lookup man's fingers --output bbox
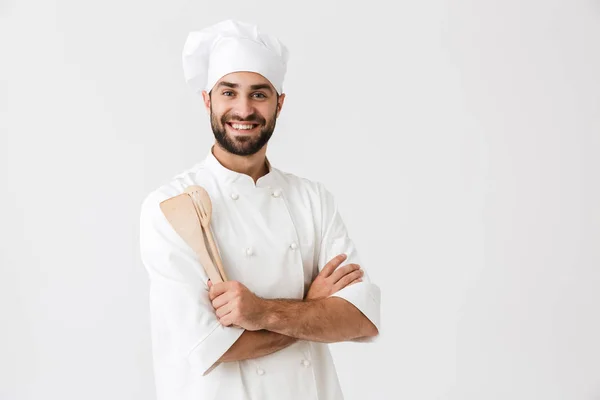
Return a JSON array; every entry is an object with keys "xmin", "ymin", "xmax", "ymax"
[
  {"xmin": 212, "ymin": 291, "xmax": 236, "ymax": 309},
  {"xmin": 208, "ymin": 281, "xmax": 236, "ymax": 301},
  {"xmin": 320, "ymin": 254, "xmax": 347, "ymax": 278},
  {"xmin": 330, "ymin": 263, "xmax": 361, "ymax": 283},
  {"xmin": 219, "ymin": 313, "xmax": 235, "ymax": 327},
  {"xmin": 216, "ymin": 302, "xmax": 234, "ymax": 319},
  {"xmin": 347, "ymin": 277, "xmax": 363, "ymax": 287},
  {"xmin": 333, "ymin": 269, "xmax": 364, "ymax": 291}
]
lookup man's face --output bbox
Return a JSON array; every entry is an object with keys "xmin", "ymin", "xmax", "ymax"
[{"xmin": 202, "ymin": 72, "xmax": 285, "ymax": 156}]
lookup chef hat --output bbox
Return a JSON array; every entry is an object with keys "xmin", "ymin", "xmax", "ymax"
[{"xmin": 182, "ymin": 19, "xmax": 289, "ymax": 95}]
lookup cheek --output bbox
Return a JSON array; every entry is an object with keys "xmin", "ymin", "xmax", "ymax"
[
  {"xmin": 209, "ymin": 101, "xmax": 227, "ymax": 117},
  {"xmin": 258, "ymin": 104, "xmax": 277, "ymax": 120},
  {"xmin": 212, "ymin": 109, "xmax": 228, "ymax": 123}
]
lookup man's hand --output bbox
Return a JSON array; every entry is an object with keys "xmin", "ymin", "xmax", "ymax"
[
  {"xmin": 208, "ymin": 280, "xmax": 266, "ymax": 331},
  {"xmin": 305, "ymin": 254, "xmax": 363, "ymax": 301}
]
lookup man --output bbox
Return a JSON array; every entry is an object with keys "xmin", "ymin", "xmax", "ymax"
[{"xmin": 139, "ymin": 19, "xmax": 381, "ymax": 400}]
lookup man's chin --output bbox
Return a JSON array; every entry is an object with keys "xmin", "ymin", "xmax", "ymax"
[
  {"xmin": 217, "ymin": 137, "xmax": 262, "ymax": 156},
  {"xmin": 212, "ymin": 123, "xmax": 274, "ymax": 156},
  {"xmin": 227, "ymin": 132, "xmax": 255, "ymax": 145}
]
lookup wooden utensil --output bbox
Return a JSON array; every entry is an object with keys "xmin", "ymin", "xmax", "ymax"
[
  {"xmin": 159, "ymin": 191, "xmax": 224, "ymax": 284},
  {"xmin": 184, "ymin": 185, "xmax": 228, "ymax": 281}
]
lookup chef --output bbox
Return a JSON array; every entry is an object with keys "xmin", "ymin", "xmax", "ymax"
[{"xmin": 139, "ymin": 19, "xmax": 381, "ymax": 400}]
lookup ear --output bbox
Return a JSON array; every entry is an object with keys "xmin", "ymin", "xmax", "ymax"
[
  {"xmin": 276, "ymin": 93, "xmax": 286, "ymax": 118},
  {"xmin": 201, "ymin": 90, "xmax": 211, "ymax": 113}
]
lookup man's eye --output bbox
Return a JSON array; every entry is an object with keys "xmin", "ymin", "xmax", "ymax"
[
  {"xmin": 252, "ymin": 93, "xmax": 266, "ymax": 99},
  {"xmin": 222, "ymin": 91, "xmax": 234, "ymax": 96}
]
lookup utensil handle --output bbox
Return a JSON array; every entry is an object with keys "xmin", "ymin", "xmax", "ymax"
[
  {"xmin": 205, "ymin": 226, "xmax": 228, "ymax": 281},
  {"xmin": 196, "ymin": 233, "xmax": 224, "ymax": 284}
]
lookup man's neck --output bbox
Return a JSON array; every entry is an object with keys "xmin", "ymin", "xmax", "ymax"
[{"xmin": 212, "ymin": 143, "xmax": 270, "ymax": 184}]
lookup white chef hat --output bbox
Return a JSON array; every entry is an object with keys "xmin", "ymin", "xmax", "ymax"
[{"xmin": 182, "ymin": 20, "xmax": 289, "ymax": 95}]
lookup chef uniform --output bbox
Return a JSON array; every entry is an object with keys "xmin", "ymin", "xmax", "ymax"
[{"xmin": 139, "ymin": 20, "xmax": 381, "ymax": 400}]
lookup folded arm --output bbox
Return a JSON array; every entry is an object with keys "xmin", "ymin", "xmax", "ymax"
[
  {"xmin": 217, "ymin": 330, "xmax": 297, "ymax": 363},
  {"xmin": 209, "ymin": 255, "xmax": 379, "ymax": 344},
  {"xmin": 261, "ymin": 296, "xmax": 378, "ymax": 342},
  {"xmin": 212, "ymin": 254, "xmax": 366, "ymax": 361},
  {"xmin": 216, "ymin": 294, "xmax": 377, "ymax": 364}
]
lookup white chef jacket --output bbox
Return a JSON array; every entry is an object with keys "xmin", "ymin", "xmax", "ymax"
[{"xmin": 139, "ymin": 149, "xmax": 381, "ymax": 400}]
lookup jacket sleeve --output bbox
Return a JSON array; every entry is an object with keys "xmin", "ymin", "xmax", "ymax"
[
  {"xmin": 139, "ymin": 191, "xmax": 244, "ymax": 376},
  {"xmin": 316, "ymin": 183, "xmax": 381, "ymax": 342}
]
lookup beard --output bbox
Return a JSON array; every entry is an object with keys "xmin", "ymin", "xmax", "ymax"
[{"xmin": 210, "ymin": 105, "xmax": 277, "ymax": 156}]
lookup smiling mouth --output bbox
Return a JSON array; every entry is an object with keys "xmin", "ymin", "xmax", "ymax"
[{"xmin": 227, "ymin": 122, "xmax": 260, "ymax": 132}]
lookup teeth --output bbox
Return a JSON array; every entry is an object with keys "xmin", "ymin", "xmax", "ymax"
[{"xmin": 231, "ymin": 124, "xmax": 255, "ymax": 130}]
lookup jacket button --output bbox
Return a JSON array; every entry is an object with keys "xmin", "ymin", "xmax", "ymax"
[
  {"xmin": 231, "ymin": 193, "xmax": 239, "ymax": 200},
  {"xmin": 245, "ymin": 247, "xmax": 254, "ymax": 256},
  {"xmin": 290, "ymin": 242, "xmax": 298, "ymax": 251},
  {"xmin": 301, "ymin": 359, "xmax": 311, "ymax": 367},
  {"xmin": 256, "ymin": 368, "xmax": 265, "ymax": 375},
  {"xmin": 272, "ymin": 189, "xmax": 282, "ymax": 198}
]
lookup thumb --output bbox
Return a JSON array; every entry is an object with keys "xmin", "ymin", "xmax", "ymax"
[{"xmin": 207, "ymin": 279, "xmax": 212, "ymax": 289}]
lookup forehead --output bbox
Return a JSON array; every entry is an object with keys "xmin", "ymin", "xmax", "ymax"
[{"xmin": 213, "ymin": 71, "xmax": 275, "ymax": 91}]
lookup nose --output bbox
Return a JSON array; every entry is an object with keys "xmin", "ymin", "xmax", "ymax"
[{"xmin": 231, "ymin": 97, "xmax": 255, "ymax": 120}]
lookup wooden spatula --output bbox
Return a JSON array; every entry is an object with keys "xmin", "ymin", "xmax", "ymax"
[{"xmin": 159, "ymin": 191, "xmax": 224, "ymax": 284}]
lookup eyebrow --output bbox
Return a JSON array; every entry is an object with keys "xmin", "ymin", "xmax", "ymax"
[
  {"xmin": 217, "ymin": 81, "xmax": 274, "ymax": 93},
  {"xmin": 249, "ymin": 83, "xmax": 274, "ymax": 93},
  {"xmin": 217, "ymin": 81, "xmax": 238, "ymax": 89}
]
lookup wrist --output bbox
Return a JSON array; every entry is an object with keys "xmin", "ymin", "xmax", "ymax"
[{"xmin": 257, "ymin": 298, "xmax": 277, "ymax": 330}]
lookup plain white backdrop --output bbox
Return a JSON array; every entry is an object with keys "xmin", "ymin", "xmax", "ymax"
[{"xmin": 1, "ymin": 0, "xmax": 599, "ymax": 399}]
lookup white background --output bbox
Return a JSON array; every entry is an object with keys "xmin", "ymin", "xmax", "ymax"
[{"xmin": 1, "ymin": 0, "xmax": 599, "ymax": 399}]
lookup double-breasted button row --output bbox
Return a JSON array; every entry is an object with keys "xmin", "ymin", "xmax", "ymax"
[
  {"xmin": 243, "ymin": 243, "xmax": 298, "ymax": 257},
  {"xmin": 230, "ymin": 190, "xmax": 282, "ymax": 200},
  {"xmin": 254, "ymin": 359, "xmax": 311, "ymax": 376}
]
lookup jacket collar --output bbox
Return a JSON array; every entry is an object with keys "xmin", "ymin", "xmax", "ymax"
[{"xmin": 204, "ymin": 146, "xmax": 278, "ymax": 189}]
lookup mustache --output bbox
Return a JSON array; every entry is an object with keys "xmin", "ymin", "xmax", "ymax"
[{"xmin": 222, "ymin": 113, "xmax": 265, "ymax": 125}]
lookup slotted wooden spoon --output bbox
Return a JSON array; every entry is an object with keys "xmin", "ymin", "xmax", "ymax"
[
  {"xmin": 184, "ymin": 185, "xmax": 228, "ymax": 282},
  {"xmin": 159, "ymin": 190, "xmax": 224, "ymax": 284}
]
